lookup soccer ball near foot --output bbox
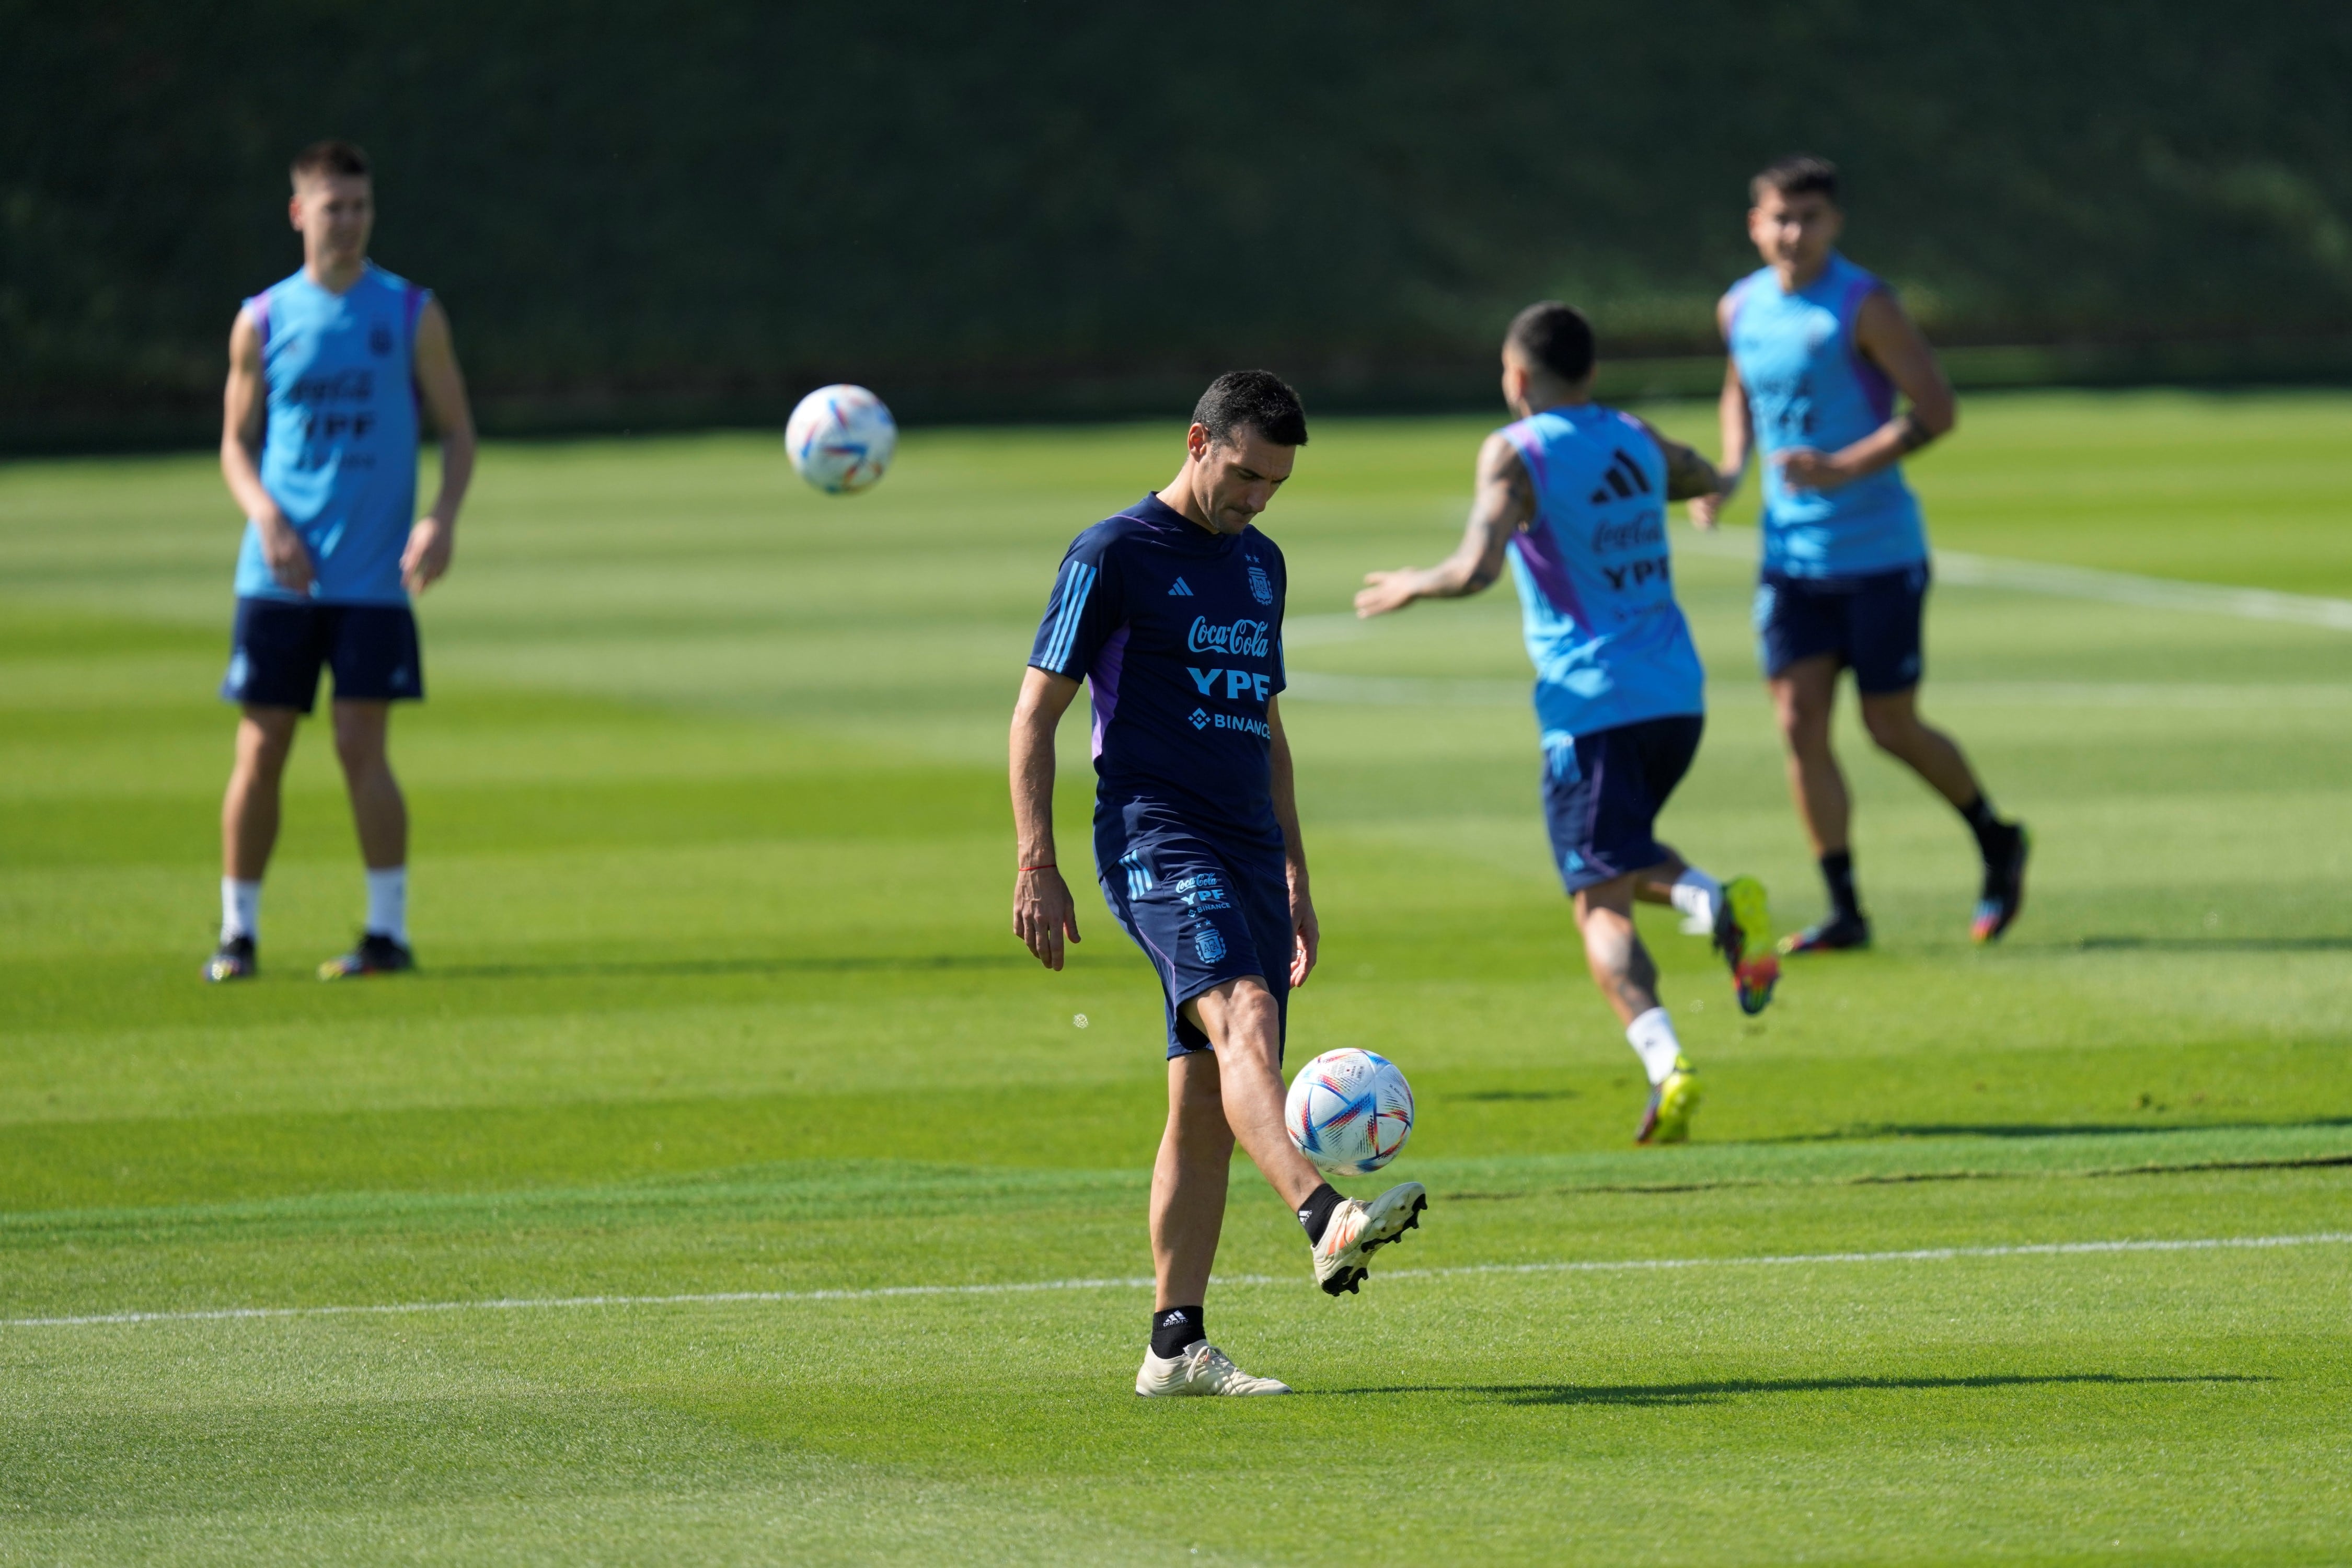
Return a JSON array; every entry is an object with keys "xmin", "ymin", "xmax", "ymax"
[
  {"xmin": 786, "ymin": 384, "xmax": 896, "ymax": 494},
  {"xmin": 1285, "ymin": 1048, "xmax": 1414, "ymax": 1176}
]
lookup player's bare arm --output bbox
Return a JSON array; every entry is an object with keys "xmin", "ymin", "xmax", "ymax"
[
  {"xmin": 1008, "ymin": 664, "xmax": 1083, "ymax": 970},
  {"xmin": 1688, "ymin": 296, "xmax": 1749, "ymax": 529},
  {"xmin": 1266, "ymin": 696, "xmax": 1318, "ymax": 988},
  {"xmin": 401, "ymin": 297, "xmax": 477, "ymax": 595},
  {"xmin": 221, "ymin": 309, "xmax": 312, "ymax": 594},
  {"xmin": 1354, "ymin": 433, "xmax": 1534, "ymax": 617},
  {"xmin": 1627, "ymin": 414, "xmax": 1724, "ymax": 502},
  {"xmin": 1774, "ymin": 290, "xmax": 1957, "ymax": 492}
]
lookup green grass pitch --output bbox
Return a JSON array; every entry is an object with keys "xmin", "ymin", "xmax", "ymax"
[{"xmin": 3, "ymin": 390, "xmax": 2350, "ymax": 1564}]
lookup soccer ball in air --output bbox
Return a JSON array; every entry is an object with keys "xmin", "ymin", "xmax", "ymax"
[
  {"xmin": 1285, "ymin": 1049, "xmax": 1415, "ymax": 1176},
  {"xmin": 786, "ymin": 384, "xmax": 896, "ymax": 493}
]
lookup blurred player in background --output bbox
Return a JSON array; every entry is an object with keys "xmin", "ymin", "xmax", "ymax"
[
  {"xmin": 206, "ymin": 141, "xmax": 476, "ymax": 983},
  {"xmin": 1691, "ymin": 155, "xmax": 2028, "ymax": 952},
  {"xmin": 1011, "ymin": 372, "xmax": 1427, "ymax": 1397},
  {"xmin": 1357, "ymin": 304, "xmax": 1778, "ymax": 1145}
]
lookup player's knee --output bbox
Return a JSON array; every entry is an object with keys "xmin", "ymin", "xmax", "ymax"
[{"xmin": 1860, "ymin": 701, "xmax": 1917, "ymax": 752}]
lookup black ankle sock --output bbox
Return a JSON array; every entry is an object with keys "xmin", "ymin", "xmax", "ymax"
[
  {"xmin": 1297, "ymin": 1183, "xmax": 1344, "ymax": 1246},
  {"xmin": 1957, "ymin": 793, "xmax": 2011, "ymax": 862},
  {"xmin": 1150, "ymin": 1304, "xmax": 1205, "ymax": 1359},
  {"xmin": 1819, "ymin": 851, "xmax": 1863, "ymax": 924}
]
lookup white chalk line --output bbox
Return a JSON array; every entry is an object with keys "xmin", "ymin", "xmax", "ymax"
[
  {"xmin": 1286, "ymin": 532, "xmax": 2352, "ymax": 706},
  {"xmin": 9, "ymin": 1231, "xmax": 2346, "ymax": 1331}
]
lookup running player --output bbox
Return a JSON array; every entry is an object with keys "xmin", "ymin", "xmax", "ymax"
[
  {"xmin": 1689, "ymin": 155, "xmax": 2027, "ymax": 951},
  {"xmin": 205, "ymin": 141, "xmax": 476, "ymax": 983},
  {"xmin": 1011, "ymin": 372, "xmax": 1427, "ymax": 1397},
  {"xmin": 1356, "ymin": 304, "xmax": 1778, "ymax": 1145}
]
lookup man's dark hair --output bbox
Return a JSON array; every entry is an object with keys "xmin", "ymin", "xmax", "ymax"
[
  {"xmin": 1192, "ymin": 370, "xmax": 1308, "ymax": 448},
  {"xmin": 291, "ymin": 140, "xmax": 372, "ymax": 185},
  {"xmin": 1504, "ymin": 302, "xmax": 1596, "ymax": 384},
  {"xmin": 1752, "ymin": 154, "xmax": 1839, "ymax": 205}
]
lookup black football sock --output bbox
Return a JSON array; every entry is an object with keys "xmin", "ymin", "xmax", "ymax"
[
  {"xmin": 1150, "ymin": 1304, "xmax": 1205, "ymax": 1359},
  {"xmin": 1297, "ymin": 1183, "xmax": 1344, "ymax": 1247},
  {"xmin": 1957, "ymin": 793, "xmax": 2013, "ymax": 863},
  {"xmin": 1819, "ymin": 850, "xmax": 1863, "ymax": 925}
]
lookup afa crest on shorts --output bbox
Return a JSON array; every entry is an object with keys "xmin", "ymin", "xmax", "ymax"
[{"xmin": 1194, "ymin": 925, "xmax": 1227, "ymax": 963}]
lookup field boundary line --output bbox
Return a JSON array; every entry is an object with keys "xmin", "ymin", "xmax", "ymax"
[
  {"xmin": 8, "ymin": 1231, "xmax": 2347, "ymax": 1331},
  {"xmin": 1678, "ymin": 525, "xmax": 2352, "ymax": 630}
]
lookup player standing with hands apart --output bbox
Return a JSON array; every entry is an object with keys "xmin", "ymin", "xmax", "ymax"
[
  {"xmin": 1691, "ymin": 156, "xmax": 2028, "ymax": 951},
  {"xmin": 206, "ymin": 141, "xmax": 476, "ymax": 983},
  {"xmin": 1010, "ymin": 373, "xmax": 1427, "ymax": 1398}
]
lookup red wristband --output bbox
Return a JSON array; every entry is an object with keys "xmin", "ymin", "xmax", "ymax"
[{"xmin": 1020, "ymin": 863, "xmax": 1056, "ymax": 872}]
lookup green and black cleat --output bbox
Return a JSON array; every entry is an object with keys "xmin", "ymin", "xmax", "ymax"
[{"xmin": 319, "ymin": 932, "xmax": 416, "ymax": 979}]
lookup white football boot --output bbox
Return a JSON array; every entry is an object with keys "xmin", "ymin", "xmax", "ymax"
[
  {"xmin": 1135, "ymin": 1341, "xmax": 1292, "ymax": 1397},
  {"xmin": 1311, "ymin": 1181, "xmax": 1428, "ymax": 1296}
]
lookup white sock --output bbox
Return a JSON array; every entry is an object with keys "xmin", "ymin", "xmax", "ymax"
[
  {"xmin": 1626, "ymin": 1006, "xmax": 1685, "ymax": 1086},
  {"xmin": 364, "ymin": 866, "xmax": 408, "ymax": 943},
  {"xmin": 221, "ymin": 878, "xmax": 261, "ymax": 943},
  {"xmin": 1669, "ymin": 867, "xmax": 1723, "ymax": 934}
]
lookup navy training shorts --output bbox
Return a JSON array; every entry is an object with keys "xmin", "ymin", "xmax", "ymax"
[
  {"xmin": 221, "ymin": 597, "xmax": 423, "ymax": 713},
  {"xmin": 1754, "ymin": 562, "xmax": 1929, "ymax": 695},
  {"xmin": 1096, "ymin": 797, "xmax": 1293, "ymax": 1060},
  {"xmin": 1541, "ymin": 713, "xmax": 1705, "ymax": 895}
]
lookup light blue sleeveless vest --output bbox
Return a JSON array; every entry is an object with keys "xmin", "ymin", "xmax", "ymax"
[
  {"xmin": 1496, "ymin": 404, "xmax": 1707, "ymax": 745},
  {"xmin": 233, "ymin": 263, "xmax": 429, "ymax": 603},
  {"xmin": 1725, "ymin": 253, "xmax": 1928, "ymax": 578}
]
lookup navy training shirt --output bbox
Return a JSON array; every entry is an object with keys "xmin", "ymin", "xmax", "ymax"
[{"xmin": 1028, "ymin": 493, "xmax": 1288, "ymax": 842}]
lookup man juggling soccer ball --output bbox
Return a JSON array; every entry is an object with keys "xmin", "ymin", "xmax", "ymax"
[
  {"xmin": 1357, "ymin": 304, "xmax": 1778, "ymax": 1146},
  {"xmin": 1010, "ymin": 372, "xmax": 1428, "ymax": 1398},
  {"xmin": 206, "ymin": 141, "xmax": 476, "ymax": 983},
  {"xmin": 1690, "ymin": 155, "xmax": 2027, "ymax": 951}
]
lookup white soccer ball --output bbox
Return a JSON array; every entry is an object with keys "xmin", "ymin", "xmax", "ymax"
[
  {"xmin": 1285, "ymin": 1048, "xmax": 1415, "ymax": 1176},
  {"xmin": 785, "ymin": 384, "xmax": 896, "ymax": 494}
]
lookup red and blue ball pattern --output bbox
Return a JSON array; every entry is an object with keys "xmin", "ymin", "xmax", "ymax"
[{"xmin": 1285, "ymin": 1048, "xmax": 1414, "ymax": 1176}]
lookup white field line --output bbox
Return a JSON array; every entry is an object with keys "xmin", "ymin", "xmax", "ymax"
[
  {"xmin": 1284, "ymin": 670, "xmax": 2352, "ymax": 710},
  {"xmin": 8, "ymin": 1231, "xmax": 2347, "ymax": 1332},
  {"xmin": 1677, "ymin": 524, "xmax": 2352, "ymax": 630},
  {"xmin": 1286, "ymin": 532, "xmax": 2352, "ymax": 707}
]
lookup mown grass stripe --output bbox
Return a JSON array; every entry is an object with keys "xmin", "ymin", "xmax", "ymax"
[{"xmin": 11, "ymin": 1231, "xmax": 2346, "ymax": 1331}]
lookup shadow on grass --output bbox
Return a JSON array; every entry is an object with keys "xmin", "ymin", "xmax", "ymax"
[
  {"xmin": 1454, "ymin": 1090, "xmax": 1582, "ymax": 1103},
  {"xmin": 1760, "ymin": 1116, "xmax": 2352, "ymax": 1144},
  {"xmin": 2078, "ymin": 935, "xmax": 2352, "ymax": 952},
  {"xmin": 1316, "ymin": 1371, "xmax": 2267, "ymax": 1405},
  {"xmin": 430, "ymin": 953, "xmax": 1036, "ymax": 981}
]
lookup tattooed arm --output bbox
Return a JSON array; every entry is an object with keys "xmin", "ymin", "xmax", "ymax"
[
  {"xmin": 1354, "ymin": 432, "xmax": 1535, "ymax": 617},
  {"xmin": 1627, "ymin": 416, "xmax": 1725, "ymax": 503}
]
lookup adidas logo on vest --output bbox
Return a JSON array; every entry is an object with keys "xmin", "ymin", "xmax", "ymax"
[{"xmin": 1168, "ymin": 577, "xmax": 1195, "ymax": 596}]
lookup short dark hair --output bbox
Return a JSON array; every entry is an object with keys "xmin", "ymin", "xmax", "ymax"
[
  {"xmin": 1752, "ymin": 154, "xmax": 1838, "ymax": 205},
  {"xmin": 290, "ymin": 140, "xmax": 371, "ymax": 186},
  {"xmin": 1192, "ymin": 370, "xmax": 1308, "ymax": 448},
  {"xmin": 1504, "ymin": 302, "xmax": 1596, "ymax": 384}
]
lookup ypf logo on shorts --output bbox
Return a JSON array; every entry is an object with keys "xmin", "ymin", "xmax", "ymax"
[{"xmin": 1194, "ymin": 925, "xmax": 1227, "ymax": 964}]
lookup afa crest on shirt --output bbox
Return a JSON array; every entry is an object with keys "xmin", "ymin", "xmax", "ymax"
[
  {"xmin": 1246, "ymin": 564, "xmax": 1274, "ymax": 606},
  {"xmin": 368, "ymin": 324, "xmax": 394, "ymax": 356}
]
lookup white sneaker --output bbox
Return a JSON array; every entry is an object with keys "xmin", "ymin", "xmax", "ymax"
[
  {"xmin": 1311, "ymin": 1181, "xmax": 1428, "ymax": 1296},
  {"xmin": 1134, "ymin": 1341, "xmax": 1292, "ymax": 1396}
]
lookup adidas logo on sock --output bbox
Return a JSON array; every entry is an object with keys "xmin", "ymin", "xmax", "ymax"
[
  {"xmin": 1168, "ymin": 577, "xmax": 1195, "ymax": 596},
  {"xmin": 1159, "ymin": 1310, "xmax": 1189, "ymax": 1327}
]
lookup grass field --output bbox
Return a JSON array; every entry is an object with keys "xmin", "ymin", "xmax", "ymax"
[{"xmin": 3, "ymin": 389, "xmax": 2350, "ymax": 1564}]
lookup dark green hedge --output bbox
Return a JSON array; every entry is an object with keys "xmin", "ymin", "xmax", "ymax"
[{"xmin": 5, "ymin": 1, "xmax": 2348, "ymax": 445}]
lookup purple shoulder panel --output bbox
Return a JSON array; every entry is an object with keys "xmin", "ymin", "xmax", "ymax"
[
  {"xmin": 1838, "ymin": 275, "xmax": 1897, "ymax": 425},
  {"xmin": 1507, "ymin": 525, "xmax": 1588, "ymax": 625},
  {"xmin": 1497, "ymin": 419, "xmax": 1586, "ymax": 621},
  {"xmin": 1088, "ymin": 624, "xmax": 1132, "ymax": 759},
  {"xmin": 244, "ymin": 291, "xmax": 273, "ymax": 349}
]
